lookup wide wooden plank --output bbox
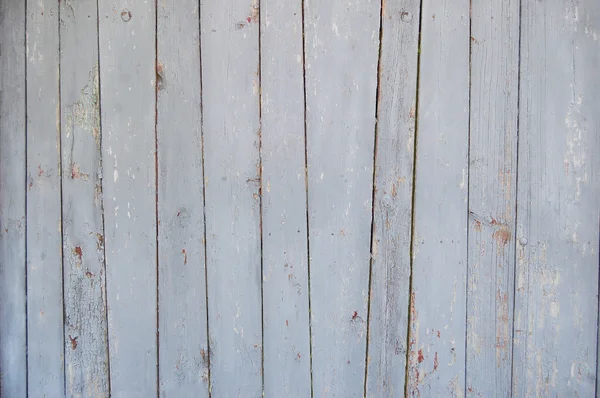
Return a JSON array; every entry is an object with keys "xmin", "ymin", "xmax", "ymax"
[
  {"xmin": 59, "ymin": 1, "xmax": 110, "ymax": 396},
  {"xmin": 465, "ymin": 0, "xmax": 519, "ymax": 395},
  {"xmin": 98, "ymin": 1, "xmax": 157, "ymax": 395},
  {"xmin": 156, "ymin": 1, "xmax": 209, "ymax": 396},
  {"xmin": 365, "ymin": 0, "xmax": 420, "ymax": 395},
  {"xmin": 304, "ymin": 0, "xmax": 380, "ymax": 395},
  {"xmin": 200, "ymin": 0, "xmax": 262, "ymax": 395},
  {"xmin": 512, "ymin": 1, "xmax": 600, "ymax": 396},
  {"xmin": 25, "ymin": 0, "xmax": 65, "ymax": 395},
  {"xmin": 0, "ymin": 1, "xmax": 27, "ymax": 396},
  {"xmin": 406, "ymin": 0, "xmax": 470, "ymax": 395},
  {"xmin": 260, "ymin": 0, "xmax": 311, "ymax": 395}
]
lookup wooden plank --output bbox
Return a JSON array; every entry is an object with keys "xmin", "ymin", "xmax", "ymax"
[
  {"xmin": 156, "ymin": 1, "xmax": 209, "ymax": 396},
  {"xmin": 512, "ymin": 1, "xmax": 600, "ymax": 396},
  {"xmin": 25, "ymin": 0, "xmax": 65, "ymax": 395},
  {"xmin": 465, "ymin": 0, "xmax": 519, "ymax": 395},
  {"xmin": 0, "ymin": 1, "xmax": 27, "ymax": 396},
  {"xmin": 406, "ymin": 0, "xmax": 470, "ymax": 395},
  {"xmin": 97, "ymin": 1, "xmax": 157, "ymax": 395},
  {"xmin": 365, "ymin": 0, "xmax": 420, "ymax": 395},
  {"xmin": 260, "ymin": 0, "xmax": 311, "ymax": 395},
  {"xmin": 59, "ymin": 1, "xmax": 110, "ymax": 396},
  {"xmin": 200, "ymin": 0, "xmax": 262, "ymax": 395},
  {"xmin": 303, "ymin": 0, "xmax": 380, "ymax": 395}
]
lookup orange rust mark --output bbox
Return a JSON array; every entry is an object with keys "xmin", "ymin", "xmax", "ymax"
[
  {"xmin": 37, "ymin": 165, "xmax": 44, "ymax": 177},
  {"xmin": 474, "ymin": 220, "xmax": 482, "ymax": 232},
  {"xmin": 391, "ymin": 183, "xmax": 397, "ymax": 198},
  {"xmin": 85, "ymin": 271, "xmax": 93, "ymax": 278},
  {"xmin": 437, "ymin": 330, "xmax": 440, "ymax": 338},
  {"xmin": 352, "ymin": 311, "xmax": 358, "ymax": 320},
  {"xmin": 182, "ymin": 249, "xmax": 187, "ymax": 265},
  {"xmin": 339, "ymin": 229, "xmax": 346, "ymax": 236},
  {"xmin": 69, "ymin": 335, "xmax": 78, "ymax": 350},
  {"xmin": 285, "ymin": 320, "xmax": 289, "ymax": 327},
  {"xmin": 417, "ymin": 349, "xmax": 424, "ymax": 363},
  {"xmin": 493, "ymin": 227, "xmax": 511, "ymax": 246},
  {"xmin": 433, "ymin": 352, "xmax": 439, "ymax": 370},
  {"xmin": 409, "ymin": 105, "xmax": 416, "ymax": 119},
  {"xmin": 73, "ymin": 246, "xmax": 83, "ymax": 261}
]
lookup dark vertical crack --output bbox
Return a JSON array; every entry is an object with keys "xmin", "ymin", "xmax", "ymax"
[
  {"xmin": 154, "ymin": 0, "xmax": 160, "ymax": 396},
  {"xmin": 24, "ymin": 0, "xmax": 29, "ymax": 394},
  {"xmin": 257, "ymin": 0, "xmax": 265, "ymax": 395},
  {"xmin": 363, "ymin": 0, "xmax": 385, "ymax": 395},
  {"xmin": 404, "ymin": 0, "xmax": 424, "ymax": 395},
  {"xmin": 300, "ymin": 0, "xmax": 314, "ymax": 396}
]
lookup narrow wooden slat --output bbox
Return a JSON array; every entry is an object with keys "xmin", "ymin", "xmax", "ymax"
[
  {"xmin": 303, "ymin": 0, "xmax": 381, "ymax": 395},
  {"xmin": 59, "ymin": 1, "xmax": 110, "ymax": 396},
  {"xmin": 512, "ymin": 1, "xmax": 600, "ymax": 396},
  {"xmin": 465, "ymin": 0, "xmax": 519, "ymax": 395},
  {"xmin": 406, "ymin": 0, "xmax": 470, "ymax": 395},
  {"xmin": 200, "ymin": 0, "xmax": 262, "ymax": 395},
  {"xmin": 260, "ymin": 0, "xmax": 311, "ymax": 395},
  {"xmin": 98, "ymin": 1, "xmax": 157, "ymax": 395},
  {"xmin": 0, "ymin": 1, "xmax": 27, "ymax": 396},
  {"xmin": 25, "ymin": 0, "xmax": 65, "ymax": 395},
  {"xmin": 156, "ymin": 1, "xmax": 209, "ymax": 396},
  {"xmin": 365, "ymin": 0, "xmax": 420, "ymax": 395}
]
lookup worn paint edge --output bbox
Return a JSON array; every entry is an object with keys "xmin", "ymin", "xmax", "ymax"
[{"xmin": 404, "ymin": 0, "xmax": 425, "ymax": 394}]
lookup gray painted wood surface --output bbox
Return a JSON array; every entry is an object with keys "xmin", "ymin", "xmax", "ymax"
[
  {"xmin": 304, "ymin": 0, "xmax": 380, "ymax": 395},
  {"xmin": 200, "ymin": 0, "xmax": 263, "ymax": 395},
  {"xmin": 365, "ymin": 0, "xmax": 420, "ymax": 396},
  {"xmin": 156, "ymin": 1, "xmax": 209, "ymax": 396},
  {"xmin": 465, "ymin": 0, "xmax": 519, "ymax": 396},
  {"xmin": 260, "ymin": 0, "xmax": 311, "ymax": 396},
  {"xmin": 26, "ymin": 0, "xmax": 65, "ymax": 395},
  {"xmin": 98, "ymin": 1, "xmax": 157, "ymax": 396},
  {"xmin": 60, "ymin": 0, "xmax": 110, "ymax": 396},
  {"xmin": 407, "ymin": 0, "xmax": 470, "ymax": 396},
  {"xmin": 512, "ymin": 0, "xmax": 600, "ymax": 396},
  {"xmin": 0, "ymin": 1, "xmax": 26, "ymax": 396}
]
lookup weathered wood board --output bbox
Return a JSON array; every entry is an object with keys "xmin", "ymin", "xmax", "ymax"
[
  {"xmin": 304, "ymin": 0, "xmax": 381, "ymax": 395},
  {"xmin": 200, "ymin": 0, "xmax": 263, "ymax": 395},
  {"xmin": 260, "ymin": 0, "xmax": 312, "ymax": 396},
  {"xmin": 60, "ymin": 0, "xmax": 110, "ymax": 396},
  {"xmin": 156, "ymin": 0, "xmax": 209, "ymax": 396},
  {"xmin": 465, "ymin": 0, "xmax": 519, "ymax": 396},
  {"xmin": 512, "ymin": 0, "xmax": 600, "ymax": 396},
  {"xmin": 0, "ymin": 1, "xmax": 27, "ymax": 396},
  {"xmin": 26, "ymin": 0, "xmax": 65, "ymax": 395},
  {"xmin": 98, "ymin": 1, "xmax": 157, "ymax": 395},
  {"xmin": 407, "ymin": 0, "xmax": 470, "ymax": 395},
  {"xmin": 365, "ymin": 0, "xmax": 420, "ymax": 395}
]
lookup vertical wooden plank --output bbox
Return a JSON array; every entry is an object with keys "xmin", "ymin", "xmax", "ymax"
[
  {"xmin": 25, "ymin": 0, "xmax": 65, "ymax": 395},
  {"xmin": 465, "ymin": 0, "xmax": 519, "ymax": 395},
  {"xmin": 98, "ymin": 1, "xmax": 157, "ymax": 395},
  {"xmin": 406, "ymin": 0, "xmax": 470, "ymax": 396},
  {"xmin": 260, "ymin": 0, "xmax": 311, "ymax": 395},
  {"xmin": 304, "ymin": 0, "xmax": 380, "ymax": 395},
  {"xmin": 200, "ymin": 0, "xmax": 262, "ymax": 395},
  {"xmin": 365, "ymin": 0, "xmax": 420, "ymax": 395},
  {"xmin": 156, "ymin": 0, "xmax": 209, "ymax": 396},
  {"xmin": 512, "ymin": 1, "xmax": 600, "ymax": 396},
  {"xmin": 0, "ymin": 1, "xmax": 27, "ymax": 396},
  {"xmin": 60, "ymin": 0, "xmax": 110, "ymax": 396}
]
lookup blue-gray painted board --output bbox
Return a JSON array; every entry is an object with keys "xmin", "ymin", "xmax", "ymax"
[
  {"xmin": 0, "ymin": 1, "xmax": 27, "ymax": 396},
  {"xmin": 465, "ymin": 0, "xmax": 519, "ymax": 396},
  {"xmin": 304, "ymin": 0, "xmax": 380, "ymax": 395},
  {"xmin": 260, "ymin": 0, "xmax": 311, "ymax": 395},
  {"xmin": 365, "ymin": 0, "xmax": 420, "ymax": 396},
  {"xmin": 512, "ymin": 1, "xmax": 600, "ymax": 396},
  {"xmin": 25, "ymin": 0, "xmax": 65, "ymax": 395},
  {"xmin": 156, "ymin": 1, "xmax": 209, "ymax": 396},
  {"xmin": 407, "ymin": 0, "xmax": 470, "ymax": 395},
  {"xmin": 200, "ymin": 0, "xmax": 263, "ymax": 395},
  {"xmin": 60, "ymin": 1, "xmax": 110, "ymax": 396},
  {"xmin": 98, "ymin": 1, "xmax": 157, "ymax": 396}
]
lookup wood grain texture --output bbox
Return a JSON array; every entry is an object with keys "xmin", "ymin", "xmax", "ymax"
[
  {"xmin": 200, "ymin": 0, "xmax": 263, "ymax": 395},
  {"xmin": 465, "ymin": 0, "xmax": 519, "ymax": 395},
  {"xmin": 365, "ymin": 0, "xmax": 420, "ymax": 395},
  {"xmin": 512, "ymin": 0, "xmax": 600, "ymax": 396},
  {"xmin": 0, "ymin": 1, "xmax": 27, "ymax": 396},
  {"xmin": 25, "ymin": 0, "xmax": 65, "ymax": 395},
  {"xmin": 156, "ymin": 0, "xmax": 209, "ymax": 396},
  {"xmin": 98, "ymin": 1, "xmax": 157, "ymax": 396},
  {"xmin": 60, "ymin": 1, "xmax": 110, "ymax": 396},
  {"xmin": 260, "ymin": 0, "xmax": 311, "ymax": 395},
  {"xmin": 406, "ymin": 0, "xmax": 470, "ymax": 395},
  {"xmin": 303, "ymin": 0, "xmax": 380, "ymax": 395}
]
